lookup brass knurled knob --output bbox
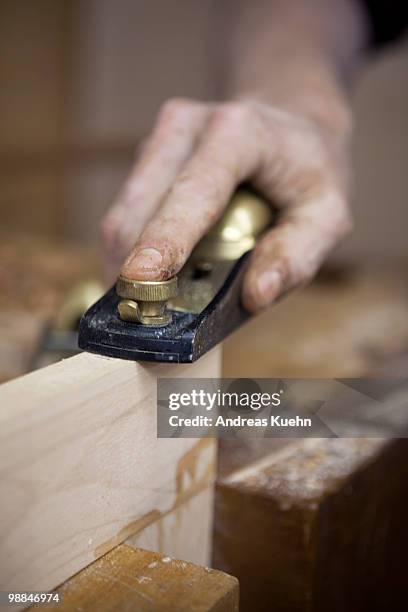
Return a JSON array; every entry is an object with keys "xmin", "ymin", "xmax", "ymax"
[
  {"xmin": 116, "ymin": 276, "xmax": 177, "ymax": 302},
  {"xmin": 116, "ymin": 275, "xmax": 177, "ymax": 326}
]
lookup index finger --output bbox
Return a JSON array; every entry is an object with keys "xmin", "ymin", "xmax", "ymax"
[{"xmin": 121, "ymin": 104, "xmax": 263, "ymax": 280}]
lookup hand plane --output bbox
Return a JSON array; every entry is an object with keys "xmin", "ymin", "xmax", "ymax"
[{"xmin": 78, "ymin": 187, "xmax": 275, "ymax": 363}]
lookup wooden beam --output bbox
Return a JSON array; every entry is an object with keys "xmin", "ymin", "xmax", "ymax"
[
  {"xmin": 31, "ymin": 544, "xmax": 239, "ymax": 612},
  {"xmin": 0, "ymin": 348, "xmax": 221, "ymax": 593},
  {"xmin": 214, "ymin": 438, "xmax": 408, "ymax": 612}
]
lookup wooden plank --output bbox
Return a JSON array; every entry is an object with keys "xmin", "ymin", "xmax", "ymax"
[
  {"xmin": 0, "ymin": 348, "xmax": 221, "ymax": 593},
  {"xmin": 214, "ymin": 438, "xmax": 408, "ymax": 612},
  {"xmin": 32, "ymin": 544, "xmax": 239, "ymax": 612}
]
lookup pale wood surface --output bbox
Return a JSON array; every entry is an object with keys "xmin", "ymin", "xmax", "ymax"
[
  {"xmin": 32, "ymin": 544, "xmax": 239, "ymax": 612},
  {"xmin": 128, "ymin": 483, "xmax": 214, "ymax": 567},
  {"xmin": 0, "ymin": 348, "xmax": 221, "ymax": 593}
]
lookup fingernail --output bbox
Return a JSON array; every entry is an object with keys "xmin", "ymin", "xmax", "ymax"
[
  {"xmin": 127, "ymin": 247, "xmax": 163, "ymax": 271},
  {"xmin": 256, "ymin": 269, "xmax": 282, "ymax": 305}
]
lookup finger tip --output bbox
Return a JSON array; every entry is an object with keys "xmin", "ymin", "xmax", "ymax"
[
  {"xmin": 120, "ymin": 247, "xmax": 165, "ymax": 280},
  {"xmin": 120, "ymin": 266, "xmax": 163, "ymax": 281}
]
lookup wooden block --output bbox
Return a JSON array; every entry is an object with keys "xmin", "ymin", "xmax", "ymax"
[
  {"xmin": 214, "ymin": 438, "xmax": 408, "ymax": 612},
  {"xmin": 0, "ymin": 348, "xmax": 221, "ymax": 593},
  {"xmin": 31, "ymin": 544, "xmax": 239, "ymax": 612}
]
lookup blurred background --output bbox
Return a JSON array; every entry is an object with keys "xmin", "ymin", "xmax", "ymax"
[
  {"xmin": 0, "ymin": 0, "xmax": 407, "ymax": 380},
  {"xmin": 1, "ymin": 0, "xmax": 407, "ymax": 256}
]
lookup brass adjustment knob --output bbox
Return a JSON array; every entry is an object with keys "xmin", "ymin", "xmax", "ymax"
[
  {"xmin": 116, "ymin": 276, "xmax": 177, "ymax": 326},
  {"xmin": 192, "ymin": 188, "xmax": 274, "ymax": 261}
]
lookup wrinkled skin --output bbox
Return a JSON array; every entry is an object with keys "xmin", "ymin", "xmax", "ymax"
[
  {"xmin": 101, "ymin": 0, "xmax": 367, "ymax": 313},
  {"xmin": 101, "ymin": 99, "xmax": 351, "ymax": 312}
]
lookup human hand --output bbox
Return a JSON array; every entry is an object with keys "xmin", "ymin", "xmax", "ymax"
[{"xmin": 101, "ymin": 98, "xmax": 352, "ymax": 312}]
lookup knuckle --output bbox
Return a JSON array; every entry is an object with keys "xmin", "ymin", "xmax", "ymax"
[
  {"xmin": 159, "ymin": 97, "xmax": 196, "ymax": 123},
  {"xmin": 171, "ymin": 171, "xmax": 196, "ymax": 197},
  {"xmin": 300, "ymin": 132, "xmax": 328, "ymax": 170},
  {"xmin": 214, "ymin": 102, "xmax": 254, "ymax": 129},
  {"xmin": 287, "ymin": 123, "xmax": 329, "ymax": 171},
  {"xmin": 173, "ymin": 170, "xmax": 219, "ymax": 205}
]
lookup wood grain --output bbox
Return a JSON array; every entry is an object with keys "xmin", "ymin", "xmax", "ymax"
[
  {"xmin": 0, "ymin": 348, "xmax": 221, "ymax": 593},
  {"xmin": 214, "ymin": 438, "xmax": 408, "ymax": 612},
  {"xmin": 128, "ymin": 481, "xmax": 214, "ymax": 567},
  {"xmin": 32, "ymin": 544, "xmax": 239, "ymax": 612}
]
